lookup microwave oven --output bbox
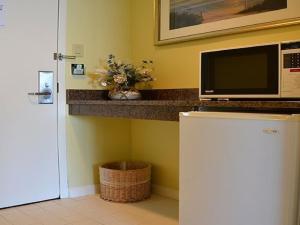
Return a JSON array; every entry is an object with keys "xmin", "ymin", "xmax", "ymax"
[{"xmin": 200, "ymin": 41, "xmax": 300, "ymax": 99}]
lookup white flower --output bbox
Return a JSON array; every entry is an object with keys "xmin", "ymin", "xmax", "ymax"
[
  {"xmin": 113, "ymin": 74, "xmax": 127, "ymax": 84},
  {"xmin": 95, "ymin": 68, "xmax": 108, "ymax": 75},
  {"xmin": 100, "ymin": 81, "xmax": 108, "ymax": 87},
  {"xmin": 137, "ymin": 67, "xmax": 153, "ymax": 75}
]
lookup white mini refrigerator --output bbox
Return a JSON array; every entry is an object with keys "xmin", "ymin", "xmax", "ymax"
[{"xmin": 180, "ymin": 112, "xmax": 300, "ymax": 225}]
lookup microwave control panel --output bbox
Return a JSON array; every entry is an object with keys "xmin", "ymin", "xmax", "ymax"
[
  {"xmin": 281, "ymin": 41, "xmax": 300, "ymax": 98},
  {"xmin": 283, "ymin": 53, "xmax": 300, "ymax": 69}
]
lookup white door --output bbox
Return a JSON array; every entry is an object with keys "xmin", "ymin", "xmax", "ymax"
[{"xmin": 0, "ymin": 0, "xmax": 60, "ymax": 208}]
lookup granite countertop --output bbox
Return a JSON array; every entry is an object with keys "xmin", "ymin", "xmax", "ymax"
[
  {"xmin": 66, "ymin": 89, "xmax": 300, "ymax": 121},
  {"xmin": 67, "ymin": 99, "xmax": 201, "ymax": 106},
  {"xmin": 67, "ymin": 99, "xmax": 300, "ymax": 109}
]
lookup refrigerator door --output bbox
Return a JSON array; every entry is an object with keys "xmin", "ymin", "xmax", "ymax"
[{"xmin": 180, "ymin": 112, "xmax": 300, "ymax": 225}]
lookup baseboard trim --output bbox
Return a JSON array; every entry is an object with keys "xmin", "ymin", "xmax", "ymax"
[
  {"xmin": 69, "ymin": 184, "xmax": 178, "ymax": 200},
  {"xmin": 69, "ymin": 184, "xmax": 100, "ymax": 198},
  {"xmin": 152, "ymin": 184, "xmax": 179, "ymax": 200}
]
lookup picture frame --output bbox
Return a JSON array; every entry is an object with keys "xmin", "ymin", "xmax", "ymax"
[{"xmin": 155, "ymin": 0, "xmax": 300, "ymax": 45}]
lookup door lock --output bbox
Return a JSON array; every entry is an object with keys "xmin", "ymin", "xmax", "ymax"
[{"xmin": 28, "ymin": 71, "xmax": 54, "ymax": 104}]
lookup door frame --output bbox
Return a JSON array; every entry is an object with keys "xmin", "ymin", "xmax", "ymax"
[{"xmin": 57, "ymin": 0, "xmax": 69, "ymax": 198}]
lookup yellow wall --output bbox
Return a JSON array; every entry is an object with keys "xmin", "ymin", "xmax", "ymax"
[
  {"xmin": 67, "ymin": 0, "xmax": 132, "ymax": 90},
  {"xmin": 131, "ymin": 0, "xmax": 300, "ymax": 88},
  {"xmin": 130, "ymin": 0, "xmax": 300, "ymax": 193},
  {"xmin": 65, "ymin": 0, "xmax": 300, "ymax": 195},
  {"xmin": 66, "ymin": 0, "xmax": 132, "ymax": 188},
  {"xmin": 131, "ymin": 120, "xmax": 179, "ymax": 190},
  {"xmin": 67, "ymin": 117, "xmax": 131, "ymax": 187}
]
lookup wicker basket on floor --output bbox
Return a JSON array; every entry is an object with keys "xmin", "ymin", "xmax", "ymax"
[{"xmin": 99, "ymin": 161, "xmax": 151, "ymax": 203}]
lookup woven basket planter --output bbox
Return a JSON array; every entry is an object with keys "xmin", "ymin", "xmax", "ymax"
[{"xmin": 99, "ymin": 161, "xmax": 151, "ymax": 203}]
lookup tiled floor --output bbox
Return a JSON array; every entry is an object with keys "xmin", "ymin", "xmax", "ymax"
[{"xmin": 0, "ymin": 194, "xmax": 178, "ymax": 225}]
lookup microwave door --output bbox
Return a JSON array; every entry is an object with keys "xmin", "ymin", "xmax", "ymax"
[{"xmin": 200, "ymin": 44, "xmax": 280, "ymax": 98}]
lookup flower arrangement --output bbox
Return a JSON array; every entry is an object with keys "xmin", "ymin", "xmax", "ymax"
[{"xmin": 88, "ymin": 55, "xmax": 154, "ymax": 95}]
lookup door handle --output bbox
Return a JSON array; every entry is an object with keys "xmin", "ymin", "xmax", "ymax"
[
  {"xmin": 54, "ymin": 53, "xmax": 76, "ymax": 61},
  {"xmin": 28, "ymin": 92, "xmax": 51, "ymax": 96}
]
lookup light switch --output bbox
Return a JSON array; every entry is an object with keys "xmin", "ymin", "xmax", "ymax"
[
  {"xmin": 72, "ymin": 44, "xmax": 84, "ymax": 57},
  {"xmin": 71, "ymin": 64, "xmax": 85, "ymax": 75}
]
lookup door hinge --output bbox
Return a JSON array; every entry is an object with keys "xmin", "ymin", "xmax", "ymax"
[
  {"xmin": 54, "ymin": 53, "xmax": 76, "ymax": 61},
  {"xmin": 57, "ymin": 82, "xmax": 59, "ymax": 93}
]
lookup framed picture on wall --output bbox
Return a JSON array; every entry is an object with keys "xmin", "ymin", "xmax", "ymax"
[{"xmin": 155, "ymin": 0, "xmax": 300, "ymax": 45}]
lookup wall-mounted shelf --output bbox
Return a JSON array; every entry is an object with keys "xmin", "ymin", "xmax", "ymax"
[
  {"xmin": 67, "ymin": 89, "xmax": 300, "ymax": 121},
  {"xmin": 67, "ymin": 89, "xmax": 199, "ymax": 121}
]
